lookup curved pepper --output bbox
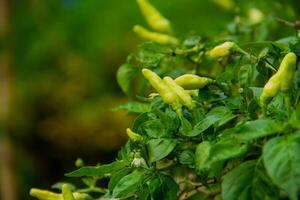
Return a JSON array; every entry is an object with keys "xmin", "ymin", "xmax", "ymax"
[
  {"xmin": 208, "ymin": 41, "xmax": 236, "ymax": 59},
  {"xmin": 136, "ymin": 0, "xmax": 171, "ymax": 33},
  {"xmin": 277, "ymin": 52, "xmax": 297, "ymax": 92},
  {"xmin": 259, "ymin": 76, "xmax": 281, "ymax": 106},
  {"xmin": 163, "ymin": 76, "xmax": 196, "ymax": 109},
  {"xmin": 260, "ymin": 52, "xmax": 297, "ymax": 106},
  {"xmin": 30, "ymin": 188, "xmax": 61, "ymax": 200},
  {"xmin": 175, "ymin": 74, "xmax": 214, "ymax": 90},
  {"xmin": 142, "ymin": 69, "xmax": 179, "ymax": 104},
  {"xmin": 133, "ymin": 25, "xmax": 178, "ymax": 45},
  {"xmin": 30, "ymin": 188, "xmax": 92, "ymax": 200},
  {"xmin": 62, "ymin": 184, "xmax": 75, "ymax": 200},
  {"xmin": 126, "ymin": 128, "xmax": 143, "ymax": 142}
]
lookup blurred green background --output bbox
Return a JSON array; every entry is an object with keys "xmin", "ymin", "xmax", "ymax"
[{"xmin": 0, "ymin": 0, "xmax": 299, "ymax": 199}]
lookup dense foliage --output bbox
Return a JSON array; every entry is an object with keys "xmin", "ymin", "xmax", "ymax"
[{"xmin": 30, "ymin": 0, "xmax": 300, "ymax": 199}]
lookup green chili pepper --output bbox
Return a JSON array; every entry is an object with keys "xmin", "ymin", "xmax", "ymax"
[
  {"xmin": 209, "ymin": 41, "xmax": 236, "ymax": 59},
  {"xmin": 260, "ymin": 52, "xmax": 297, "ymax": 106},
  {"xmin": 163, "ymin": 76, "xmax": 196, "ymax": 109},
  {"xmin": 259, "ymin": 73, "xmax": 281, "ymax": 106},
  {"xmin": 142, "ymin": 68, "xmax": 178, "ymax": 104},
  {"xmin": 133, "ymin": 25, "xmax": 178, "ymax": 45},
  {"xmin": 136, "ymin": 0, "xmax": 171, "ymax": 33},
  {"xmin": 277, "ymin": 52, "xmax": 297, "ymax": 92},
  {"xmin": 62, "ymin": 184, "xmax": 75, "ymax": 200},
  {"xmin": 30, "ymin": 188, "xmax": 92, "ymax": 200},
  {"xmin": 126, "ymin": 128, "xmax": 143, "ymax": 142},
  {"xmin": 174, "ymin": 74, "xmax": 214, "ymax": 90},
  {"xmin": 30, "ymin": 188, "xmax": 61, "ymax": 200}
]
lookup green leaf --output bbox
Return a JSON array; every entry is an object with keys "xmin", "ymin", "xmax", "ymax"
[
  {"xmin": 263, "ymin": 132, "xmax": 300, "ymax": 200},
  {"xmin": 132, "ymin": 112, "xmax": 150, "ymax": 132},
  {"xmin": 147, "ymin": 139, "xmax": 177, "ymax": 162},
  {"xmin": 221, "ymin": 118, "xmax": 282, "ymax": 141},
  {"xmin": 116, "ymin": 63, "xmax": 138, "ymax": 96},
  {"xmin": 108, "ymin": 168, "xmax": 131, "ymax": 191},
  {"xmin": 155, "ymin": 108, "xmax": 180, "ymax": 132},
  {"xmin": 195, "ymin": 139, "xmax": 248, "ymax": 179},
  {"xmin": 273, "ymin": 36, "xmax": 298, "ymax": 51},
  {"xmin": 178, "ymin": 150, "xmax": 194, "ymax": 166},
  {"xmin": 196, "ymin": 90, "xmax": 227, "ymax": 103},
  {"xmin": 222, "ymin": 160, "xmax": 279, "ymax": 200},
  {"xmin": 148, "ymin": 174, "xmax": 179, "ymax": 200},
  {"xmin": 112, "ymin": 170, "xmax": 145, "ymax": 198},
  {"xmin": 225, "ymin": 96, "xmax": 244, "ymax": 110},
  {"xmin": 195, "ymin": 141, "xmax": 221, "ymax": 179},
  {"xmin": 142, "ymin": 119, "xmax": 169, "ymax": 138},
  {"xmin": 188, "ymin": 106, "xmax": 235, "ymax": 137},
  {"xmin": 216, "ymin": 62, "xmax": 236, "ymax": 84},
  {"xmin": 137, "ymin": 42, "xmax": 165, "ymax": 67},
  {"xmin": 251, "ymin": 160, "xmax": 279, "ymax": 200},
  {"xmin": 179, "ymin": 116, "xmax": 193, "ymax": 135},
  {"xmin": 238, "ymin": 64, "xmax": 253, "ymax": 89},
  {"xmin": 113, "ymin": 101, "xmax": 150, "ymax": 113},
  {"xmin": 267, "ymin": 93, "xmax": 285, "ymax": 117},
  {"xmin": 65, "ymin": 161, "xmax": 127, "ymax": 177},
  {"xmin": 289, "ymin": 103, "xmax": 300, "ymax": 129},
  {"xmin": 136, "ymin": 185, "xmax": 150, "ymax": 200},
  {"xmin": 249, "ymin": 87, "xmax": 263, "ymax": 103},
  {"xmin": 182, "ymin": 35, "xmax": 201, "ymax": 47}
]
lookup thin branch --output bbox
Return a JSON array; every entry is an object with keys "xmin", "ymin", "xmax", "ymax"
[{"xmin": 276, "ymin": 18, "xmax": 300, "ymax": 30}]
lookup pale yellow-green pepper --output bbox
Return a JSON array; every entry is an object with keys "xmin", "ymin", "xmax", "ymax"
[
  {"xmin": 133, "ymin": 25, "xmax": 178, "ymax": 45},
  {"xmin": 126, "ymin": 128, "xmax": 143, "ymax": 142},
  {"xmin": 208, "ymin": 41, "xmax": 236, "ymax": 59},
  {"xmin": 260, "ymin": 52, "xmax": 297, "ymax": 106},
  {"xmin": 163, "ymin": 76, "xmax": 196, "ymax": 109},
  {"xmin": 136, "ymin": 0, "xmax": 172, "ymax": 33},
  {"xmin": 175, "ymin": 74, "xmax": 214, "ymax": 90}
]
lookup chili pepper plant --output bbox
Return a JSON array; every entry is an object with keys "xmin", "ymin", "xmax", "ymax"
[{"xmin": 30, "ymin": 0, "xmax": 300, "ymax": 199}]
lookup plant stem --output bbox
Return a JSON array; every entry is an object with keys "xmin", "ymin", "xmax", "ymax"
[{"xmin": 76, "ymin": 187, "xmax": 107, "ymax": 194}]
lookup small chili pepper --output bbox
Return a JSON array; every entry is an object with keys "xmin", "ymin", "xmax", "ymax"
[
  {"xmin": 133, "ymin": 25, "xmax": 178, "ymax": 45},
  {"xmin": 208, "ymin": 41, "xmax": 236, "ymax": 59},
  {"xmin": 277, "ymin": 52, "xmax": 297, "ymax": 92},
  {"xmin": 175, "ymin": 74, "xmax": 214, "ymax": 90},
  {"xmin": 136, "ymin": 0, "xmax": 172, "ymax": 33},
  {"xmin": 260, "ymin": 52, "xmax": 297, "ymax": 106},
  {"xmin": 30, "ymin": 188, "xmax": 92, "ymax": 200},
  {"xmin": 126, "ymin": 128, "xmax": 143, "ymax": 142},
  {"xmin": 62, "ymin": 184, "xmax": 75, "ymax": 200},
  {"xmin": 259, "ymin": 75, "xmax": 281, "ymax": 106},
  {"xmin": 30, "ymin": 188, "xmax": 61, "ymax": 200},
  {"xmin": 142, "ymin": 69, "xmax": 179, "ymax": 104},
  {"xmin": 163, "ymin": 76, "xmax": 196, "ymax": 109}
]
